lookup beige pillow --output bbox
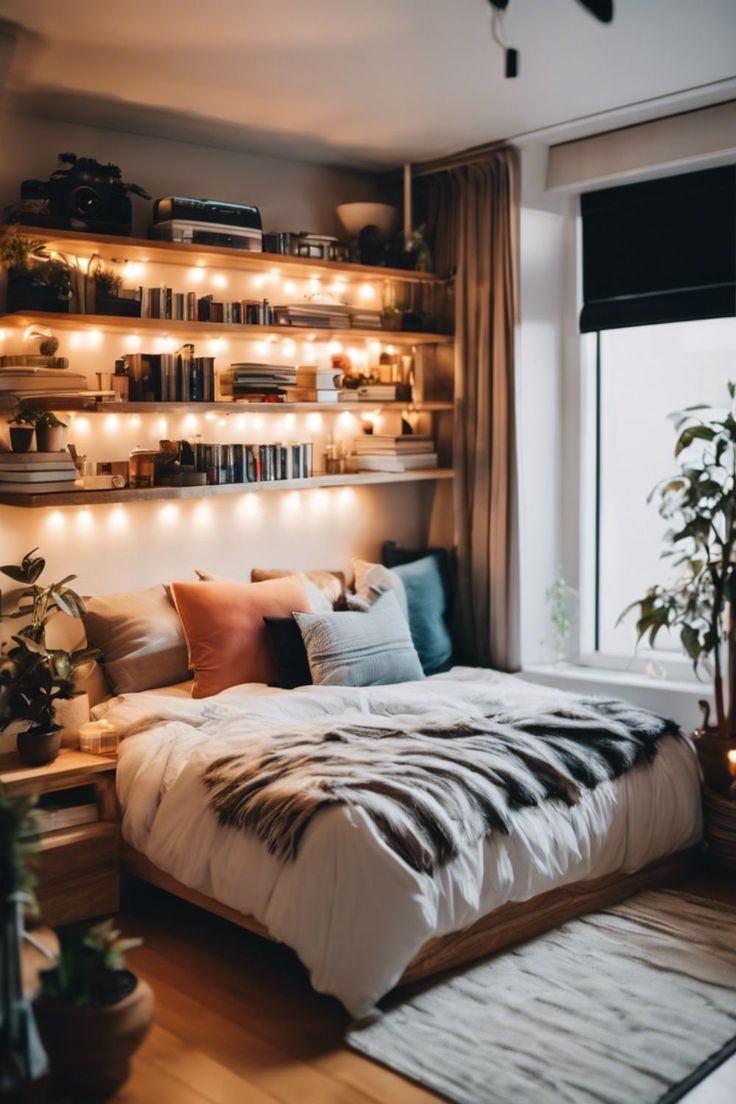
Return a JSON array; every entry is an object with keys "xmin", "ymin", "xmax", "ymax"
[
  {"xmin": 352, "ymin": 559, "xmax": 409, "ymax": 619},
  {"xmin": 82, "ymin": 584, "xmax": 190, "ymax": 695},
  {"xmin": 251, "ymin": 568, "xmax": 346, "ymax": 609}
]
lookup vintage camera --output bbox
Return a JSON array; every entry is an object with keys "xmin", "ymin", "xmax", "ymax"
[{"xmin": 19, "ymin": 153, "xmax": 150, "ymax": 236}]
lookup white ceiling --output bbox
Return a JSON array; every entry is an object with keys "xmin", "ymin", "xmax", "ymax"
[{"xmin": 0, "ymin": 0, "xmax": 735, "ymax": 169}]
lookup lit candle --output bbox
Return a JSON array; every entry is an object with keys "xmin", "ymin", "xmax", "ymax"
[
  {"xmin": 79, "ymin": 719, "xmax": 119, "ymax": 756},
  {"xmin": 728, "ymin": 749, "xmax": 736, "ymax": 798}
]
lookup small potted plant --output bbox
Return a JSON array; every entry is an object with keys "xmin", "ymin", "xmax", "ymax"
[
  {"xmin": 0, "ymin": 787, "xmax": 49, "ymax": 1094},
  {"xmin": 91, "ymin": 263, "xmax": 140, "ymax": 318},
  {"xmin": 6, "ymin": 402, "xmax": 37, "ymax": 452},
  {"xmin": 35, "ymin": 410, "xmax": 67, "ymax": 453},
  {"xmin": 0, "ymin": 549, "xmax": 98, "ymax": 767},
  {"xmin": 0, "ymin": 229, "xmax": 73, "ymax": 313},
  {"xmin": 35, "ymin": 919, "xmax": 153, "ymax": 1101}
]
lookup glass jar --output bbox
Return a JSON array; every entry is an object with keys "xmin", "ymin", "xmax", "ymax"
[{"xmin": 128, "ymin": 446, "xmax": 158, "ymax": 489}]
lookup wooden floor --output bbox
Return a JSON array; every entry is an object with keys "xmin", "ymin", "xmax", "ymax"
[{"xmin": 110, "ymin": 865, "xmax": 736, "ymax": 1104}]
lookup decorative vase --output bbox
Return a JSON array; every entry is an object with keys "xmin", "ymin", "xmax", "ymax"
[
  {"xmin": 36, "ymin": 424, "xmax": 67, "ymax": 453},
  {"xmin": 16, "ymin": 727, "xmax": 61, "ymax": 767},
  {"xmin": 34, "ymin": 976, "xmax": 154, "ymax": 1102}
]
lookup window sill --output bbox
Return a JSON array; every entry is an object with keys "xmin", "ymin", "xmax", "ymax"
[{"xmin": 520, "ymin": 663, "xmax": 710, "ymax": 730}]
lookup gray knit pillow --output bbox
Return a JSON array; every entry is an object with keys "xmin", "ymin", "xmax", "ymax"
[{"xmin": 293, "ymin": 591, "xmax": 424, "ymax": 687}]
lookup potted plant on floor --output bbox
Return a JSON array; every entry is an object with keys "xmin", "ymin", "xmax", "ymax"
[
  {"xmin": 34, "ymin": 919, "xmax": 153, "ymax": 1102},
  {"xmin": 622, "ymin": 379, "xmax": 736, "ymax": 802},
  {"xmin": 0, "ymin": 549, "xmax": 98, "ymax": 766},
  {"xmin": 0, "ymin": 786, "xmax": 48, "ymax": 1099}
]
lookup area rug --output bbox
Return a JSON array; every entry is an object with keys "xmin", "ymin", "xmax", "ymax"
[{"xmin": 347, "ymin": 891, "xmax": 736, "ymax": 1104}]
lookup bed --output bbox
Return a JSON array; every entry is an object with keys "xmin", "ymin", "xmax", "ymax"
[{"xmin": 96, "ymin": 667, "xmax": 703, "ymax": 1018}]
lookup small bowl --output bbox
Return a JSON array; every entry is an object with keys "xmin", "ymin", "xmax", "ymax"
[{"xmin": 337, "ymin": 203, "xmax": 399, "ymax": 238}]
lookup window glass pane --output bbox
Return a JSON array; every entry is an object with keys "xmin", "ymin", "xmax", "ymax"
[{"xmin": 597, "ymin": 317, "xmax": 736, "ymax": 658}]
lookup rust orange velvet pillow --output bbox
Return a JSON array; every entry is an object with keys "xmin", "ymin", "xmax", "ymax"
[{"xmin": 170, "ymin": 576, "xmax": 312, "ymax": 698}]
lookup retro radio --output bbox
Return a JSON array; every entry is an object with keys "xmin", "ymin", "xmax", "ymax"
[{"xmin": 149, "ymin": 197, "xmax": 263, "ymax": 251}]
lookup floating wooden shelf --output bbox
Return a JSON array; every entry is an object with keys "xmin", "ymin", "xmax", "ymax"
[
  {"xmin": 1, "ymin": 310, "xmax": 452, "ymax": 345},
  {"xmin": 62, "ymin": 399, "xmax": 452, "ymax": 414},
  {"xmin": 1, "ymin": 225, "xmax": 448, "ymax": 285},
  {"xmin": 0, "ymin": 468, "xmax": 454, "ymax": 508}
]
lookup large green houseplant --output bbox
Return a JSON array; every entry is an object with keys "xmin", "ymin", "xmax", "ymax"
[
  {"xmin": 0, "ymin": 549, "xmax": 98, "ymax": 766},
  {"xmin": 623, "ymin": 381, "xmax": 736, "ymax": 786}
]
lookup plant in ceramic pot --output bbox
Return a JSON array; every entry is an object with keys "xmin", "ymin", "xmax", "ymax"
[
  {"xmin": 0, "ymin": 549, "xmax": 98, "ymax": 767},
  {"xmin": 0, "ymin": 786, "xmax": 49, "ymax": 1097},
  {"xmin": 34, "ymin": 411, "xmax": 67, "ymax": 454},
  {"xmin": 622, "ymin": 380, "xmax": 736, "ymax": 791},
  {"xmin": 6, "ymin": 403, "xmax": 36, "ymax": 453},
  {"xmin": 0, "ymin": 229, "xmax": 74, "ymax": 313},
  {"xmin": 35, "ymin": 919, "xmax": 153, "ymax": 1102}
]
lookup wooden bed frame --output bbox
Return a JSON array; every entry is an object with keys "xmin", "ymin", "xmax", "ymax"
[{"xmin": 120, "ymin": 843, "xmax": 698, "ymax": 986}]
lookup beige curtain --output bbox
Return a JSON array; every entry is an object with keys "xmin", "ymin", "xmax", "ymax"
[{"xmin": 427, "ymin": 148, "xmax": 520, "ymax": 671}]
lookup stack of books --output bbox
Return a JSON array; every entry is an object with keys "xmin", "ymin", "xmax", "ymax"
[
  {"xmin": 0, "ymin": 450, "xmax": 80, "ymax": 495},
  {"xmin": 0, "ymin": 367, "xmax": 88, "ymax": 397},
  {"xmin": 273, "ymin": 304, "xmax": 351, "ymax": 329},
  {"xmin": 285, "ymin": 365, "xmax": 354, "ymax": 404},
  {"xmin": 349, "ymin": 309, "xmax": 382, "ymax": 330},
  {"xmin": 226, "ymin": 363, "xmax": 297, "ymax": 400},
  {"xmin": 354, "ymin": 435, "xmax": 438, "ymax": 473}
]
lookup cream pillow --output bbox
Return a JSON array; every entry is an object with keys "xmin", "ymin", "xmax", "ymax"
[{"xmin": 352, "ymin": 559, "xmax": 409, "ymax": 619}]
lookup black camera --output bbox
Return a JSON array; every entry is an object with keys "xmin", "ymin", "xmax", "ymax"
[{"xmin": 18, "ymin": 153, "xmax": 150, "ymax": 236}]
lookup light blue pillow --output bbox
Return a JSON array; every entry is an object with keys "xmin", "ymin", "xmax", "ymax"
[
  {"xmin": 294, "ymin": 591, "xmax": 424, "ymax": 687},
  {"xmin": 393, "ymin": 555, "xmax": 453, "ymax": 674}
]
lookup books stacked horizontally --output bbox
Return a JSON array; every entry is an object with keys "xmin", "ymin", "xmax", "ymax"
[
  {"xmin": 286, "ymin": 365, "xmax": 356, "ymax": 404},
  {"xmin": 354, "ymin": 435, "xmax": 438, "ymax": 473},
  {"xmin": 349, "ymin": 308, "xmax": 382, "ymax": 330},
  {"xmin": 0, "ymin": 365, "xmax": 88, "ymax": 396},
  {"xmin": 0, "ymin": 450, "xmax": 80, "ymax": 495},
  {"xmin": 274, "ymin": 304, "xmax": 351, "ymax": 330},
  {"xmin": 225, "ymin": 363, "xmax": 297, "ymax": 400}
]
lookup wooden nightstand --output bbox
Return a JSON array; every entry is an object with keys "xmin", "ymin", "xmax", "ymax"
[{"xmin": 0, "ymin": 749, "xmax": 119, "ymax": 926}]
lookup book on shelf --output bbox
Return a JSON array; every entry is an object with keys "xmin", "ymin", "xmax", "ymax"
[
  {"xmin": 0, "ymin": 369, "xmax": 88, "ymax": 393},
  {"xmin": 0, "ymin": 478, "xmax": 82, "ymax": 494},
  {"xmin": 0, "ymin": 451, "xmax": 77, "ymax": 467},
  {"xmin": 36, "ymin": 800, "xmax": 99, "ymax": 834},
  {"xmin": 0, "ymin": 468, "xmax": 77, "ymax": 483},
  {"xmin": 349, "ymin": 309, "xmax": 382, "ymax": 330},
  {"xmin": 356, "ymin": 453, "xmax": 439, "ymax": 472},
  {"xmin": 355, "ymin": 435, "xmax": 434, "ymax": 451},
  {"xmin": 273, "ymin": 304, "xmax": 351, "ymax": 329}
]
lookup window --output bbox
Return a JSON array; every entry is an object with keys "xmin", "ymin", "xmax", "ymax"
[{"xmin": 589, "ymin": 317, "xmax": 736, "ymax": 666}]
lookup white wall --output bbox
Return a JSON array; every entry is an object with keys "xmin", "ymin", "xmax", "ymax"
[
  {"xmin": 0, "ymin": 111, "xmax": 437, "ymax": 634},
  {"xmin": 0, "ymin": 110, "xmax": 383, "ymax": 238},
  {"xmin": 517, "ymin": 142, "xmax": 574, "ymax": 665}
]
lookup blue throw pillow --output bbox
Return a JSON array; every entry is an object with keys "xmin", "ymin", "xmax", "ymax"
[
  {"xmin": 393, "ymin": 555, "xmax": 453, "ymax": 674},
  {"xmin": 294, "ymin": 591, "xmax": 424, "ymax": 687}
]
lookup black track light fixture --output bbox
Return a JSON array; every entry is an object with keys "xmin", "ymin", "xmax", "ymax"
[{"xmin": 487, "ymin": 0, "xmax": 614, "ymax": 79}]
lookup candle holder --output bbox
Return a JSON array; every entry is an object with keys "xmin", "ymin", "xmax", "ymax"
[{"xmin": 78, "ymin": 719, "xmax": 119, "ymax": 756}]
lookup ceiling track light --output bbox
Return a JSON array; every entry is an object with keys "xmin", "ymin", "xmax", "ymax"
[{"xmin": 487, "ymin": 0, "xmax": 614, "ymax": 79}]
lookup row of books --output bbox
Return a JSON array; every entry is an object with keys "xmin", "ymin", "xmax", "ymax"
[
  {"xmin": 191, "ymin": 442, "xmax": 314, "ymax": 484},
  {"xmin": 355, "ymin": 434, "xmax": 438, "ymax": 473},
  {"xmin": 123, "ymin": 352, "xmax": 215, "ymax": 403},
  {"xmin": 138, "ymin": 287, "xmax": 276, "ymax": 325},
  {"xmin": 0, "ymin": 450, "xmax": 79, "ymax": 494}
]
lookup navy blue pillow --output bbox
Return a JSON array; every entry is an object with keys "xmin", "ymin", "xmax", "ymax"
[
  {"xmin": 263, "ymin": 616, "xmax": 312, "ymax": 689},
  {"xmin": 392, "ymin": 555, "xmax": 453, "ymax": 674}
]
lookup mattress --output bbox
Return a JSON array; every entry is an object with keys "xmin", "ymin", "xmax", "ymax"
[{"xmin": 98, "ymin": 668, "xmax": 703, "ymax": 1016}]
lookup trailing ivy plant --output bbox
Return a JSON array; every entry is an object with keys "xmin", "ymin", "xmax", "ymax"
[{"xmin": 621, "ymin": 381, "xmax": 736, "ymax": 739}]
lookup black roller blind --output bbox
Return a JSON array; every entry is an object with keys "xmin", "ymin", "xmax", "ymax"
[{"xmin": 580, "ymin": 165, "xmax": 736, "ymax": 332}]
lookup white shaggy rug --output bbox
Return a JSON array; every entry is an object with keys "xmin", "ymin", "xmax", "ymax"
[{"xmin": 347, "ymin": 891, "xmax": 736, "ymax": 1104}]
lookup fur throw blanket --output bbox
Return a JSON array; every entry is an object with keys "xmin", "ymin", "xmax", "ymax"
[{"xmin": 201, "ymin": 698, "xmax": 679, "ymax": 874}]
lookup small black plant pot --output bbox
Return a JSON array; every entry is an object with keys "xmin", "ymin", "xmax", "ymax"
[
  {"xmin": 17, "ymin": 726, "xmax": 61, "ymax": 767},
  {"xmin": 95, "ymin": 294, "xmax": 141, "ymax": 318},
  {"xmin": 6, "ymin": 279, "xmax": 70, "ymax": 314},
  {"xmin": 8, "ymin": 425, "xmax": 36, "ymax": 452}
]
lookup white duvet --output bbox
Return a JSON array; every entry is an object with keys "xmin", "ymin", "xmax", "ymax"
[{"xmin": 99, "ymin": 668, "xmax": 703, "ymax": 1017}]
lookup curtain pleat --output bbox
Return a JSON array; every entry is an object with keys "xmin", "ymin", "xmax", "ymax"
[{"xmin": 428, "ymin": 148, "xmax": 520, "ymax": 671}]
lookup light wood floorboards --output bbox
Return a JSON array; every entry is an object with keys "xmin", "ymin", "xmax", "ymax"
[{"xmin": 110, "ymin": 866, "xmax": 736, "ymax": 1104}]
